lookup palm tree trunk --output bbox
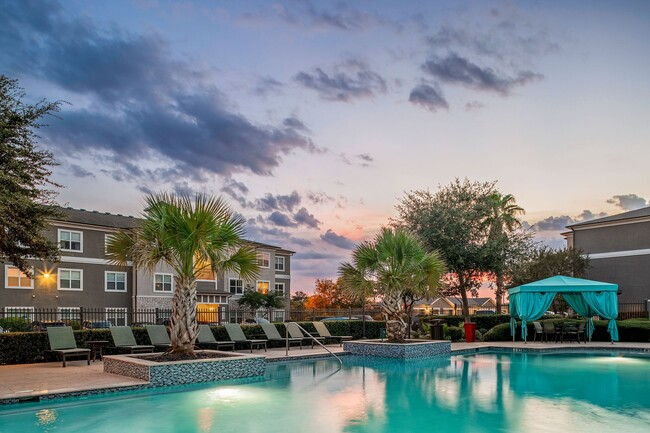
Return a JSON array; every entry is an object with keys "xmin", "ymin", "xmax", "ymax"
[
  {"xmin": 382, "ymin": 292, "xmax": 406, "ymax": 343},
  {"xmin": 170, "ymin": 275, "xmax": 198, "ymax": 354},
  {"xmin": 459, "ymin": 273, "xmax": 471, "ymax": 323}
]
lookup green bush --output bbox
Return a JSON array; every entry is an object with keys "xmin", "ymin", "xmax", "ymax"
[
  {"xmin": 423, "ymin": 314, "xmax": 511, "ymax": 331},
  {"xmin": 0, "ymin": 317, "xmax": 32, "ymax": 332},
  {"xmin": 445, "ymin": 326, "xmax": 465, "ymax": 342}
]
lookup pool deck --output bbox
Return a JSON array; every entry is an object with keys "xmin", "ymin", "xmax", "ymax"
[{"xmin": 2, "ymin": 341, "xmax": 649, "ymax": 404}]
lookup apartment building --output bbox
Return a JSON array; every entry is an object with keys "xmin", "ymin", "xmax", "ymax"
[
  {"xmin": 1, "ymin": 208, "xmax": 293, "ymax": 324},
  {"xmin": 564, "ymin": 206, "xmax": 650, "ymax": 302}
]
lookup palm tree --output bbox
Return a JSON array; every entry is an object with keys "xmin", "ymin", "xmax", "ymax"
[
  {"xmin": 338, "ymin": 227, "xmax": 445, "ymax": 343},
  {"xmin": 485, "ymin": 193, "xmax": 525, "ymax": 313},
  {"xmin": 106, "ymin": 193, "xmax": 259, "ymax": 354}
]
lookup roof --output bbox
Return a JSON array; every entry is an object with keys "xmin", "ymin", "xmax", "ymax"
[
  {"xmin": 53, "ymin": 207, "xmax": 141, "ymax": 229},
  {"xmin": 52, "ymin": 207, "xmax": 294, "ymax": 253},
  {"xmin": 567, "ymin": 206, "xmax": 650, "ymax": 229},
  {"xmin": 508, "ymin": 275, "xmax": 618, "ymax": 294},
  {"xmin": 444, "ymin": 297, "xmax": 493, "ymax": 306}
]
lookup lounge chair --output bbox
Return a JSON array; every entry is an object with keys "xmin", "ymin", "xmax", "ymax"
[
  {"xmin": 47, "ymin": 326, "xmax": 90, "ymax": 367},
  {"xmin": 532, "ymin": 321, "xmax": 544, "ymax": 342},
  {"xmin": 110, "ymin": 326, "xmax": 154, "ymax": 353},
  {"xmin": 542, "ymin": 321, "xmax": 558, "ymax": 342},
  {"xmin": 196, "ymin": 325, "xmax": 236, "ymax": 351},
  {"xmin": 286, "ymin": 322, "xmax": 325, "ymax": 348},
  {"xmin": 313, "ymin": 321, "xmax": 353, "ymax": 346},
  {"xmin": 146, "ymin": 325, "xmax": 172, "ymax": 351},
  {"xmin": 224, "ymin": 323, "xmax": 267, "ymax": 352},
  {"xmin": 261, "ymin": 323, "xmax": 303, "ymax": 350}
]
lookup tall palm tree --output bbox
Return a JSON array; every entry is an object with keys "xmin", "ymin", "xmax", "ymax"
[
  {"xmin": 485, "ymin": 193, "xmax": 525, "ymax": 313},
  {"xmin": 338, "ymin": 227, "xmax": 445, "ymax": 343},
  {"xmin": 106, "ymin": 193, "xmax": 259, "ymax": 354}
]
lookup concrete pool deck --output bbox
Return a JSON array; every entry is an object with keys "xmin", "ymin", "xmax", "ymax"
[{"xmin": 2, "ymin": 341, "xmax": 649, "ymax": 404}]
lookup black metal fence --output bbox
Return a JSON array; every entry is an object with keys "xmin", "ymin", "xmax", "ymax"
[
  {"xmin": 0, "ymin": 306, "xmax": 386, "ymax": 331},
  {"xmin": 618, "ymin": 301, "xmax": 649, "ymax": 320}
]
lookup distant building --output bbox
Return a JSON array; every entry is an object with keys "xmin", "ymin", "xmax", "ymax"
[
  {"xmin": 0, "ymin": 208, "xmax": 293, "ymax": 324},
  {"xmin": 563, "ymin": 206, "xmax": 650, "ymax": 302},
  {"xmin": 416, "ymin": 297, "xmax": 497, "ymax": 315}
]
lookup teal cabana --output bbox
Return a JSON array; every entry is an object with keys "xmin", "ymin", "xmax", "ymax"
[{"xmin": 508, "ymin": 275, "xmax": 619, "ymax": 342}]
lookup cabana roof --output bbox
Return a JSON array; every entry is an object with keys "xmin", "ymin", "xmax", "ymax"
[{"xmin": 508, "ymin": 275, "xmax": 618, "ymax": 295}]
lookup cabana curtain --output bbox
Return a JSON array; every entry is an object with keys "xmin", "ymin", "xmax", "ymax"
[{"xmin": 508, "ymin": 276, "xmax": 619, "ymax": 342}]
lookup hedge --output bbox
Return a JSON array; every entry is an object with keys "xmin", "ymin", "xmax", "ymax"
[
  {"xmin": 0, "ymin": 320, "xmax": 386, "ymax": 365},
  {"xmin": 423, "ymin": 314, "xmax": 512, "ymax": 331},
  {"xmin": 483, "ymin": 318, "xmax": 650, "ymax": 342}
]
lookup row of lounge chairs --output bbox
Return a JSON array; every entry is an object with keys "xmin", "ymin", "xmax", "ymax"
[{"xmin": 47, "ymin": 322, "xmax": 352, "ymax": 366}]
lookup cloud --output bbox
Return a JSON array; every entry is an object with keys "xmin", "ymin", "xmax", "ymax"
[
  {"xmin": 421, "ymin": 53, "xmax": 543, "ymax": 95},
  {"xmin": 320, "ymin": 229, "xmax": 356, "ymax": 250},
  {"xmin": 0, "ymin": 1, "xmax": 317, "ymax": 185},
  {"xmin": 253, "ymin": 76, "xmax": 283, "ymax": 96},
  {"xmin": 294, "ymin": 207, "xmax": 321, "ymax": 229},
  {"xmin": 607, "ymin": 194, "xmax": 647, "ymax": 211},
  {"xmin": 296, "ymin": 251, "xmax": 342, "ymax": 260},
  {"xmin": 295, "ymin": 60, "xmax": 387, "ymax": 102},
  {"xmin": 339, "ymin": 153, "xmax": 374, "ymax": 167},
  {"xmin": 409, "ymin": 83, "xmax": 449, "ymax": 111},
  {"xmin": 255, "ymin": 191, "xmax": 302, "ymax": 212},
  {"xmin": 268, "ymin": 211, "xmax": 297, "ymax": 227},
  {"xmin": 69, "ymin": 164, "xmax": 95, "ymax": 178},
  {"xmin": 529, "ymin": 209, "xmax": 607, "ymax": 232},
  {"xmin": 245, "ymin": 218, "xmax": 311, "ymax": 248},
  {"xmin": 283, "ymin": 116, "xmax": 310, "ymax": 132},
  {"xmin": 465, "ymin": 101, "xmax": 485, "ymax": 111},
  {"xmin": 306, "ymin": 191, "xmax": 335, "ymax": 205}
]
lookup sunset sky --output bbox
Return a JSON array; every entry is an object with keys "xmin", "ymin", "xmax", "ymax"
[{"xmin": 2, "ymin": 0, "xmax": 649, "ymax": 294}]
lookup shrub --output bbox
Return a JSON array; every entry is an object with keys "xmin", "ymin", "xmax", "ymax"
[
  {"xmin": 0, "ymin": 317, "xmax": 32, "ymax": 332},
  {"xmin": 423, "ymin": 314, "xmax": 511, "ymax": 331},
  {"xmin": 445, "ymin": 326, "xmax": 465, "ymax": 342}
]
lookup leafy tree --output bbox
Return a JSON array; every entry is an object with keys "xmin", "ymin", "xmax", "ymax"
[
  {"xmin": 290, "ymin": 290, "xmax": 309, "ymax": 309},
  {"xmin": 396, "ymin": 179, "xmax": 496, "ymax": 322},
  {"xmin": 484, "ymin": 192, "xmax": 526, "ymax": 313},
  {"xmin": 107, "ymin": 193, "xmax": 259, "ymax": 354},
  {"xmin": 0, "ymin": 75, "xmax": 62, "ymax": 275},
  {"xmin": 338, "ymin": 227, "xmax": 445, "ymax": 342},
  {"xmin": 238, "ymin": 289, "xmax": 265, "ymax": 310},
  {"xmin": 305, "ymin": 278, "xmax": 361, "ymax": 309}
]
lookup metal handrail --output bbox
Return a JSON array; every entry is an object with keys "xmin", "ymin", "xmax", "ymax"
[{"xmin": 286, "ymin": 322, "xmax": 343, "ymax": 366}]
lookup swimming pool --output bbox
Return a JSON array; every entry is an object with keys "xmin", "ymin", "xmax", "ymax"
[{"xmin": 1, "ymin": 352, "xmax": 649, "ymax": 433}]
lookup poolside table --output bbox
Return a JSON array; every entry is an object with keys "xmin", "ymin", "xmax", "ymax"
[{"xmin": 86, "ymin": 340, "xmax": 109, "ymax": 362}]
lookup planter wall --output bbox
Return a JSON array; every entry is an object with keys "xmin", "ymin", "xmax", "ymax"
[
  {"xmin": 343, "ymin": 340, "xmax": 451, "ymax": 359},
  {"xmin": 103, "ymin": 351, "xmax": 265, "ymax": 387}
]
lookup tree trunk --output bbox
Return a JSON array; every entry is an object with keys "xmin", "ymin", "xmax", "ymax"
[
  {"xmin": 495, "ymin": 272, "xmax": 504, "ymax": 314},
  {"xmin": 459, "ymin": 273, "xmax": 471, "ymax": 323},
  {"xmin": 382, "ymin": 292, "xmax": 406, "ymax": 343},
  {"xmin": 170, "ymin": 275, "xmax": 198, "ymax": 354}
]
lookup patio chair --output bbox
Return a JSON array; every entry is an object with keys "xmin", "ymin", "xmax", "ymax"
[
  {"xmin": 146, "ymin": 325, "xmax": 172, "ymax": 351},
  {"xmin": 224, "ymin": 323, "xmax": 267, "ymax": 353},
  {"xmin": 532, "ymin": 321, "xmax": 544, "ymax": 342},
  {"xmin": 313, "ymin": 321, "xmax": 353, "ymax": 346},
  {"xmin": 563, "ymin": 322, "xmax": 579, "ymax": 343},
  {"xmin": 286, "ymin": 322, "xmax": 325, "ymax": 348},
  {"xmin": 542, "ymin": 321, "xmax": 558, "ymax": 342},
  {"xmin": 110, "ymin": 326, "xmax": 154, "ymax": 353},
  {"xmin": 261, "ymin": 323, "xmax": 303, "ymax": 350},
  {"xmin": 196, "ymin": 325, "xmax": 235, "ymax": 351},
  {"xmin": 577, "ymin": 322, "xmax": 587, "ymax": 343},
  {"xmin": 47, "ymin": 326, "xmax": 90, "ymax": 367}
]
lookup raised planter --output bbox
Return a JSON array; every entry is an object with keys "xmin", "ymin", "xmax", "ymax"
[
  {"xmin": 343, "ymin": 339, "xmax": 451, "ymax": 359},
  {"xmin": 103, "ymin": 351, "xmax": 265, "ymax": 387}
]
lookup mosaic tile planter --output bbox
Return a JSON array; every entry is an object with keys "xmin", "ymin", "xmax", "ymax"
[
  {"xmin": 343, "ymin": 339, "xmax": 451, "ymax": 359},
  {"xmin": 103, "ymin": 351, "xmax": 265, "ymax": 387}
]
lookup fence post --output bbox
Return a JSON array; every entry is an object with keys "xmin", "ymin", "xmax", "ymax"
[
  {"xmin": 312, "ymin": 308, "xmax": 316, "ymax": 321},
  {"xmin": 79, "ymin": 306, "xmax": 84, "ymax": 325},
  {"xmin": 155, "ymin": 308, "xmax": 160, "ymax": 325}
]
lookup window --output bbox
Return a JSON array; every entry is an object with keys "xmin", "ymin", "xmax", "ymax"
[
  {"xmin": 104, "ymin": 234, "xmax": 116, "ymax": 254},
  {"xmin": 4, "ymin": 265, "xmax": 34, "ymax": 289},
  {"xmin": 257, "ymin": 252, "xmax": 270, "ymax": 268},
  {"xmin": 58, "ymin": 307, "xmax": 81, "ymax": 322},
  {"xmin": 106, "ymin": 308, "xmax": 127, "ymax": 326},
  {"xmin": 154, "ymin": 273, "xmax": 173, "ymax": 292},
  {"xmin": 195, "ymin": 259, "xmax": 215, "ymax": 281},
  {"xmin": 105, "ymin": 271, "xmax": 127, "ymax": 292},
  {"xmin": 58, "ymin": 229, "xmax": 82, "ymax": 252},
  {"xmin": 275, "ymin": 256, "xmax": 285, "ymax": 271},
  {"xmin": 274, "ymin": 282, "xmax": 285, "ymax": 296},
  {"xmin": 58, "ymin": 269, "xmax": 83, "ymax": 290},
  {"xmin": 229, "ymin": 278, "xmax": 243, "ymax": 294},
  {"xmin": 257, "ymin": 280, "xmax": 270, "ymax": 294},
  {"xmin": 4, "ymin": 307, "xmax": 34, "ymax": 321}
]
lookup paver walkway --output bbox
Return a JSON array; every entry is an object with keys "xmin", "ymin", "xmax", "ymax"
[{"xmin": 1, "ymin": 341, "xmax": 648, "ymax": 403}]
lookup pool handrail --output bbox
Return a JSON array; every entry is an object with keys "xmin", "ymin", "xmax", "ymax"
[{"xmin": 286, "ymin": 322, "xmax": 343, "ymax": 366}]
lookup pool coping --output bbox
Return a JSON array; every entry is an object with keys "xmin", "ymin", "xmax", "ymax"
[{"xmin": 2, "ymin": 343, "xmax": 650, "ymax": 406}]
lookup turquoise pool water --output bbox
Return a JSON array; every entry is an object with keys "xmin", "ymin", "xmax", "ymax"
[{"xmin": 1, "ymin": 352, "xmax": 649, "ymax": 433}]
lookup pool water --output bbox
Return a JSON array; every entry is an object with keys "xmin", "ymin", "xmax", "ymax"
[{"xmin": 1, "ymin": 352, "xmax": 649, "ymax": 433}]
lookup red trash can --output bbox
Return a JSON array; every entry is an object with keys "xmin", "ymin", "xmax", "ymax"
[{"xmin": 464, "ymin": 322, "xmax": 477, "ymax": 343}]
